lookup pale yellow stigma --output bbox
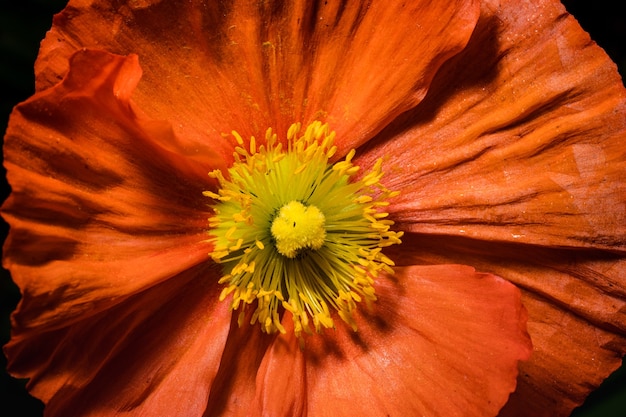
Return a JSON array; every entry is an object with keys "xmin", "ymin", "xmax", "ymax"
[
  {"xmin": 271, "ymin": 201, "xmax": 326, "ymax": 258},
  {"xmin": 204, "ymin": 121, "xmax": 403, "ymax": 337}
]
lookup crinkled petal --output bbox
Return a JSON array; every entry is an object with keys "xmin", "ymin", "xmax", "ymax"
[
  {"xmin": 387, "ymin": 234, "xmax": 626, "ymax": 417},
  {"xmin": 2, "ymin": 49, "xmax": 213, "ymax": 333},
  {"xmin": 36, "ymin": 0, "xmax": 480, "ymax": 155},
  {"xmin": 5, "ymin": 264, "xmax": 232, "ymax": 417},
  {"xmin": 254, "ymin": 265, "xmax": 530, "ymax": 417},
  {"xmin": 357, "ymin": 0, "xmax": 626, "ymax": 250}
]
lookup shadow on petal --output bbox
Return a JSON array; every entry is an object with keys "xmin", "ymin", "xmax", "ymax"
[
  {"xmin": 6, "ymin": 262, "xmax": 231, "ymax": 417},
  {"xmin": 296, "ymin": 265, "xmax": 530, "ymax": 417},
  {"xmin": 388, "ymin": 233, "xmax": 626, "ymax": 417}
]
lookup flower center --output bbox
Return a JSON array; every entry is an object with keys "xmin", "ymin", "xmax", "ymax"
[
  {"xmin": 271, "ymin": 201, "xmax": 326, "ymax": 258},
  {"xmin": 204, "ymin": 121, "xmax": 403, "ymax": 337}
]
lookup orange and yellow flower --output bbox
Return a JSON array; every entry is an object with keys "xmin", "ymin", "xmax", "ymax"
[{"xmin": 2, "ymin": 0, "xmax": 625, "ymax": 416}]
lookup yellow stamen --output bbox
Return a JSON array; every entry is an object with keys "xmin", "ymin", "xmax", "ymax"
[{"xmin": 205, "ymin": 121, "xmax": 403, "ymax": 338}]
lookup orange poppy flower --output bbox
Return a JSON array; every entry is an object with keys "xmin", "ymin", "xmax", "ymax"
[{"xmin": 2, "ymin": 0, "xmax": 625, "ymax": 416}]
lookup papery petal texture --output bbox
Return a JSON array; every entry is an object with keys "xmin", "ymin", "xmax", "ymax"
[
  {"xmin": 3, "ymin": 49, "xmax": 233, "ymax": 415},
  {"xmin": 195, "ymin": 262, "xmax": 532, "ymax": 417},
  {"xmin": 358, "ymin": 0, "xmax": 626, "ymax": 250},
  {"xmin": 3, "ymin": 0, "xmax": 625, "ymax": 415},
  {"xmin": 253, "ymin": 318, "xmax": 307, "ymax": 417},
  {"xmin": 251, "ymin": 266, "xmax": 530, "ymax": 417},
  {"xmin": 203, "ymin": 312, "xmax": 278, "ymax": 417},
  {"xmin": 35, "ymin": 0, "xmax": 480, "ymax": 157},
  {"xmin": 3, "ymin": 50, "xmax": 212, "ymax": 331},
  {"xmin": 389, "ymin": 236, "xmax": 626, "ymax": 417},
  {"xmin": 6, "ymin": 265, "xmax": 232, "ymax": 416},
  {"xmin": 354, "ymin": 0, "xmax": 626, "ymax": 414}
]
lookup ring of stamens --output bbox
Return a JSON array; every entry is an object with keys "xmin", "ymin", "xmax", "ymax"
[{"xmin": 204, "ymin": 121, "xmax": 403, "ymax": 337}]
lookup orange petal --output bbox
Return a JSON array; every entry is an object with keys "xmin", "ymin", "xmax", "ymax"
[
  {"xmin": 5, "ymin": 265, "xmax": 232, "ymax": 416},
  {"xmin": 258, "ymin": 265, "xmax": 530, "ymax": 417},
  {"xmin": 357, "ymin": 0, "xmax": 626, "ymax": 250},
  {"xmin": 389, "ymin": 234, "xmax": 626, "ymax": 417},
  {"xmin": 36, "ymin": 0, "xmax": 480, "ymax": 154},
  {"xmin": 203, "ymin": 309, "xmax": 277, "ymax": 417},
  {"xmin": 253, "ymin": 316, "xmax": 306, "ymax": 417},
  {"xmin": 2, "ymin": 49, "xmax": 214, "ymax": 332}
]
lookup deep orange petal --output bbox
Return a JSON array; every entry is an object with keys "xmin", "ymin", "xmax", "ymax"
[
  {"xmin": 357, "ymin": 0, "xmax": 626, "ymax": 250},
  {"xmin": 5, "ymin": 265, "xmax": 232, "ymax": 416},
  {"xmin": 253, "ymin": 316, "xmax": 306, "ymax": 417},
  {"xmin": 2, "ymin": 49, "xmax": 212, "ymax": 332},
  {"xmin": 388, "ymin": 234, "xmax": 626, "ymax": 417},
  {"xmin": 36, "ymin": 0, "xmax": 480, "ymax": 155},
  {"xmin": 203, "ymin": 310, "xmax": 277, "ymax": 417},
  {"xmin": 255, "ymin": 266, "xmax": 530, "ymax": 417}
]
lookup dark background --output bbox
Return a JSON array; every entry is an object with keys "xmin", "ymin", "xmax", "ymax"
[{"xmin": 1, "ymin": 1, "xmax": 625, "ymax": 415}]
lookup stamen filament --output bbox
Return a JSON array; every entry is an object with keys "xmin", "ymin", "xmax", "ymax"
[{"xmin": 205, "ymin": 121, "xmax": 402, "ymax": 337}]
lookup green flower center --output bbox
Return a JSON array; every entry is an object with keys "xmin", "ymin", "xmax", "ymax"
[{"xmin": 204, "ymin": 121, "xmax": 403, "ymax": 337}]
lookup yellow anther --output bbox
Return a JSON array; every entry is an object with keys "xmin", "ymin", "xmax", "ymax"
[
  {"xmin": 294, "ymin": 163, "xmax": 308, "ymax": 175},
  {"xmin": 282, "ymin": 300, "xmax": 296, "ymax": 313},
  {"xmin": 232, "ymin": 130, "xmax": 244, "ymax": 145},
  {"xmin": 250, "ymin": 135, "xmax": 257, "ymax": 154},
  {"xmin": 355, "ymin": 195, "xmax": 373, "ymax": 204},
  {"xmin": 219, "ymin": 284, "xmax": 237, "ymax": 301},
  {"xmin": 203, "ymin": 190, "xmax": 221, "ymax": 199},
  {"xmin": 345, "ymin": 149, "xmax": 356, "ymax": 163},
  {"xmin": 211, "ymin": 250, "xmax": 229, "ymax": 260},
  {"xmin": 231, "ymin": 213, "xmax": 247, "ymax": 223},
  {"xmin": 225, "ymin": 226, "xmax": 237, "ymax": 240},
  {"xmin": 229, "ymin": 239, "xmax": 243, "ymax": 251},
  {"xmin": 205, "ymin": 121, "xmax": 402, "ymax": 337}
]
